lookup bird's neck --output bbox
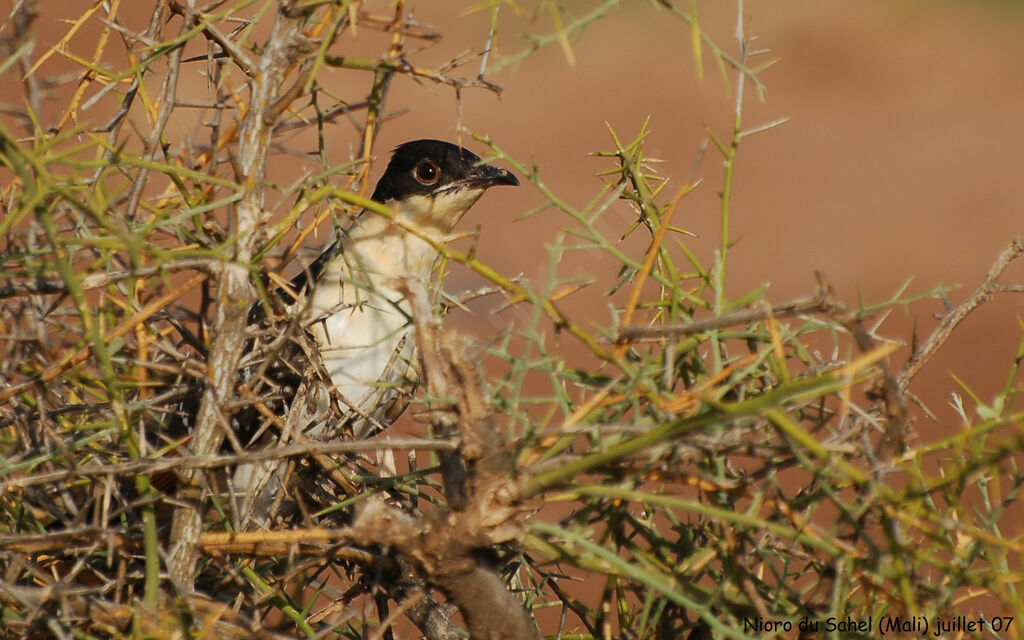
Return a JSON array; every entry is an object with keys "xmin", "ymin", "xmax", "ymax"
[
  {"xmin": 342, "ymin": 191, "xmax": 484, "ymax": 284},
  {"xmin": 342, "ymin": 209, "xmax": 448, "ymax": 286}
]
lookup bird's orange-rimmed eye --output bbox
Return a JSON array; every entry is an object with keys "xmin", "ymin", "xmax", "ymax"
[{"xmin": 413, "ymin": 160, "xmax": 441, "ymax": 185}]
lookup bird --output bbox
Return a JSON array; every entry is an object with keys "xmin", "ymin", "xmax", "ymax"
[{"xmin": 233, "ymin": 139, "xmax": 519, "ymax": 518}]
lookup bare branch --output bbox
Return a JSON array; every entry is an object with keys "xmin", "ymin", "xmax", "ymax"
[
  {"xmin": 616, "ymin": 292, "xmax": 831, "ymax": 342},
  {"xmin": 0, "ymin": 438, "xmax": 457, "ymax": 491},
  {"xmin": 898, "ymin": 237, "xmax": 1024, "ymax": 390},
  {"xmin": 168, "ymin": 3, "xmax": 312, "ymax": 590}
]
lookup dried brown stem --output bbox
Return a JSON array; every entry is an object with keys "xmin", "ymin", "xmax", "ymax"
[
  {"xmin": 123, "ymin": 8, "xmax": 197, "ymax": 222},
  {"xmin": 169, "ymin": 0, "xmax": 257, "ymax": 77},
  {"xmin": 0, "ymin": 437, "xmax": 456, "ymax": 491},
  {"xmin": 0, "ymin": 259, "xmax": 217, "ymax": 299},
  {"xmin": 616, "ymin": 292, "xmax": 830, "ymax": 342},
  {"xmin": 168, "ymin": 3, "xmax": 311, "ymax": 590},
  {"xmin": 897, "ymin": 237, "xmax": 1024, "ymax": 391}
]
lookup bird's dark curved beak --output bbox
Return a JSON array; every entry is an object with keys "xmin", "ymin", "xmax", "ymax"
[{"xmin": 466, "ymin": 163, "xmax": 520, "ymax": 189}]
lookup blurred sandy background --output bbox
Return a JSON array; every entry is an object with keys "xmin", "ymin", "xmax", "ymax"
[{"xmin": 6, "ymin": 0, "xmax": 1024, "ymax": 431}]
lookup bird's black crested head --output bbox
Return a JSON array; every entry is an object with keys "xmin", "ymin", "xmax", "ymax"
[{"xmin": 370, "ymin": 139, "xmax": 519, "ymax": 204}]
